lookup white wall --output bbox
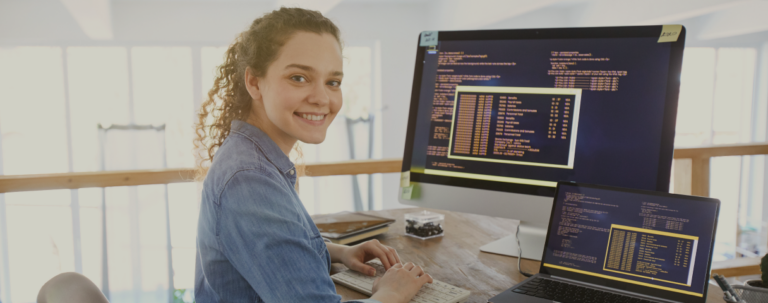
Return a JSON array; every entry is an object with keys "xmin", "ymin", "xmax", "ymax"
[
  {"xmin": 0, "ymin": 0, "xmax": 89, "ymax": 43},
  {"xmin": 112, "ymin": 1, "xmax": 270, "ymax": 43},
  {"xmin": 1, "ymin": 0, "xmax": 767, "ymax": 211}
]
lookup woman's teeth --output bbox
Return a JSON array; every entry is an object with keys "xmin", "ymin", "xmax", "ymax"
[{"xmin": 301, "ymin": 114, "xmax": 324, "ymax": 121}]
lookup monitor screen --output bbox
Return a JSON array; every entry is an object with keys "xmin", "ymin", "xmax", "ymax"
[
  {"xmin": 402, "ymin": 26, "xmax": 685, "ymax": 197},
  {"xmin": 540, "ymin": 182, "xmax": 719, "ymax": 303}
]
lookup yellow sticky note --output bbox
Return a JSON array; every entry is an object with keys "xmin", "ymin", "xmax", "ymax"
[
  {"xmin": 420, "ymin": 31, "xmax": 438, "ymax": 47},
  {"xmin": 658, "ymin": 25, "xmax": 682, "ymax": 43},
  {"xmin": 400, "ymin": 171, "xmax": 410, "ymax": 187},
  {"xmin": 401, "ymin": 185, "xmax": 414, "ymax": 200}
]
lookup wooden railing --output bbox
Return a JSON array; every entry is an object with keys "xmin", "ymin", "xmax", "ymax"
[
  {"xmin": 671, "ymin": 143, "xmax": 768, "ymax": 277},
  {"xmin": 0, "ymin": 158, "xmax": 403, "ymax": 193},
  {"xmin": 673, "ymin": 143, "xmax": 768, "ymax": 197},
  {"xmin": 1, "ymin": 143, "xmax": 768, "ymax": 277}
]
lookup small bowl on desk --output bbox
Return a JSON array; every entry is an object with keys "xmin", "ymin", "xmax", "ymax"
[{"xmin": 404, "ymin": 210, "xmax": 444, "ymax": 240}]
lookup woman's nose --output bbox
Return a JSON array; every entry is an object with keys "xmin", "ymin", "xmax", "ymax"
[{"xmin": 307, "ymin": 82, "xmax": 331, "ymax": 106}]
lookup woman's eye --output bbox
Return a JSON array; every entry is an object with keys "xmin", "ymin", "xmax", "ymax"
[{"xmin": 290, "ymin": 75, "xmax": 307, "ymax": 83}]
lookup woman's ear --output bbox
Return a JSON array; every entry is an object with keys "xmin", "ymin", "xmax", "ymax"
[{"xmin": 244, "ymin": 67, "xmax": 262, "ymax": 101}]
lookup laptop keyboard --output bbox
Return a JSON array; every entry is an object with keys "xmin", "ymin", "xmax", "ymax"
[{"xmin": 512, "ymin": 277, "xmax": 662, "ymax": 303}]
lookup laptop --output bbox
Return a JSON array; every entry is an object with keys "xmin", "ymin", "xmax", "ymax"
[{"xmin": 489, "ymin": 182, "xmax": 720, "ymax": 303}]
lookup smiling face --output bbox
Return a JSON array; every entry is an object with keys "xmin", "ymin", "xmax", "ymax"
[{"xmin": 245, "ymin": 31, "xmax": 343, "ymax": 154}]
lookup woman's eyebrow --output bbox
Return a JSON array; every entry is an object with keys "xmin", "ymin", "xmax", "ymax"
[
  {"xmin": 285, "ymin": 63, "xmax": 314, "ymax": 72},
  {"xmin": 285, "ymin": 63, "xmax": 343, "ymax": 77}
]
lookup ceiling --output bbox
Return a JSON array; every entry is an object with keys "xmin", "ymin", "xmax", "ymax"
[{"xmin": 1, "ymin": 0, "xmax": 766, "ymax": 46}]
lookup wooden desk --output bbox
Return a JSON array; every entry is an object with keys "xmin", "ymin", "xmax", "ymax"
[{"xmin": 324, "ymin": 208, "xmax": 726, "ymax": 303}]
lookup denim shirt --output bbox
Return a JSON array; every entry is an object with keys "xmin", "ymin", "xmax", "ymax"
[{"xmin": 195, "ymin": 120, "xmax": 381, "ymax": 303}]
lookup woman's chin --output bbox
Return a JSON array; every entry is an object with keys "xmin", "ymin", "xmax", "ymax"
[{"xmin": 299, "ymin": 135, "xmax": 326, "ymax": 145}]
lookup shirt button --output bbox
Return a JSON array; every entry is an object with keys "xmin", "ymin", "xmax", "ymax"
[{"xmin": 289, "ymin": 169, "xmax": 295, "ymax": 175}]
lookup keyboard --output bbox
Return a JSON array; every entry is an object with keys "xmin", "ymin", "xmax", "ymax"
[
  {"xmin": 512, "ymin": 277, "xmax": 662, "ymax": 303},
  {"xmin": 331, "ymin": 259, "xmax": 471, "ymax": 303}
]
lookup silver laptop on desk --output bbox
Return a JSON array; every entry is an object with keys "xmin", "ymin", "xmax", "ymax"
[{"xmin": 489, "ymin": 182, "xmax": 720, "ymax": 303}]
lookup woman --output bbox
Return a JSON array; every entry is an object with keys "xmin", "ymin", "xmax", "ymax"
[
  {"xmin": 193, "ymin": 7, "xmax": 432, "ymax": 303},
  {"xmin": 36, "ymin": 7, "xmax": 429, "ymax": 303}
]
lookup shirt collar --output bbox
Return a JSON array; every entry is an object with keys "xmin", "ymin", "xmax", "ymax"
[{"xmin": 231, "ymin": 120, "xmax": 295, "ymax": 174}]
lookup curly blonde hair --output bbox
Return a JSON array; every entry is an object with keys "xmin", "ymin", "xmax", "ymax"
[{"xmin": 194, "ymin": 7, "xmax": 341, "ymax": 179}]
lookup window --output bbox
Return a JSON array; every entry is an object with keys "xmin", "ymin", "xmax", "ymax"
[
  {"xmin": 0, "ymin": 43, "xmax": 381, "ymax": 302},
  {"xmin": 67, "ymin": 47, "xmax": 132, "ymax": 172},
  {"xmin": 0, "ymin": 47, "xmax": 72, "ymax": 303},
  {"xmin": 675, "ymin": 47, "xmax": 765, "ymax": 261},
  {"xmin": 131, "ymin": 47, "xmax": 195, "ymax": 169},
  {"xmin": 0, "ymin": 47, "xmax": 69, "ymax": 175}
]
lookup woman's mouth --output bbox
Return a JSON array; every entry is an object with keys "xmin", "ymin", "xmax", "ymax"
[
  {"xmin": 294, "ymin": 112, "xmax": 327, "ymax": 125},
  {"xmin": 299, "ymin": 113, "xmax": 325, "ymax": 121}
]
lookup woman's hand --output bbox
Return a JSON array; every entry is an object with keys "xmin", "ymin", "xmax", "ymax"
[
  {"xmin": 338, "ymin": 239, "xmax": 401, "ymax": 276},
  {"xmin": 370, "ymin": 262, "xmax": 433, "ymax": 303}
]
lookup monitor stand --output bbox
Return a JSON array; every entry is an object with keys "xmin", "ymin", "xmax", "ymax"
[{"xmin": 480, "ymin": 223, "xmax": 548, "ymax": 260}]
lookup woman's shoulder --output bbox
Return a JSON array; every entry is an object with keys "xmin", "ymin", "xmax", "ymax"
[{"xmin": 203, "ymin": 132, "xmax": 275, "ymax": 196}]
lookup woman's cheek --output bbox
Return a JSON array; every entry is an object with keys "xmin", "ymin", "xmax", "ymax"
[
  {"xmin": 331, "ymin": 93, "xmax": 343, "ymax": 113},
  {"xmin": 281, "ymin": 92, "xmax": 304, "ymax": 113}
]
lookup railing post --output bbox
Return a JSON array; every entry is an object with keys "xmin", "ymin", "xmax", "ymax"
[
  {"xmin": 691, "ymin": 157, "xmax": 711, "ymax": 197},
  {"xmin": 673, "ymin": 159, "xmax": 692, "ymax": 195}
]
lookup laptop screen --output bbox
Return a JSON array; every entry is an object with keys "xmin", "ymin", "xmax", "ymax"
[{"xmin": 540, "ymin": 182, "xmax": 719, "ymax": 303}]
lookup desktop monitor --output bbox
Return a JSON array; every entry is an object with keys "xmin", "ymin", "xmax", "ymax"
[{"xmin": 399, "ymin": 25, "xmax": 686, "ymax": 260}]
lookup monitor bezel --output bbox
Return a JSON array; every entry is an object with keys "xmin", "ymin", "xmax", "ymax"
[
  {"xmin": 401, "ymin": 25, "xmax": 686, "ymax": 198},
  {"xmin": 538, "ymin": 181, "xmax": 720, "ymax": 303}
]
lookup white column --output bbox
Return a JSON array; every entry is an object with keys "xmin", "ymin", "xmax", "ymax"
[
  {"xmin": 160, "ymin": 129, "xmax": 174, "ymax": 303},
  {"xmin": 62, "ymin": 47, "xmax": 84, "ymax": 274},
  {"xmin": 372, "ymin": 40, "xmax": 384, "ymax": 211},
  {"xmin": 192, "ymin": 46, "xmax": 205, "ymax": 217},
  {"xmin": 0, "ymin": 121, "xmax": 11, "ymax": 303},
  {"xmin": 126, "ymin": 49, "xmax": 142, "ymax": 303},
  {"xmin": 192, "ymin": 46, "xmax": 203, "ymax": 119},
  {"xmin": 757, "ymin": 42, "xmax": 768, "ymax": 254}
]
